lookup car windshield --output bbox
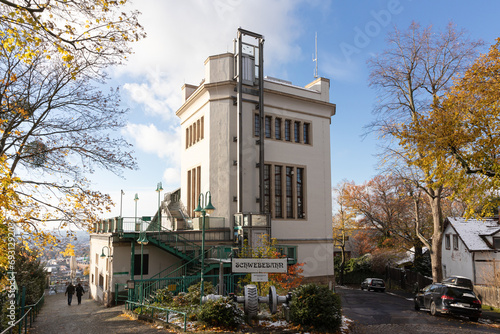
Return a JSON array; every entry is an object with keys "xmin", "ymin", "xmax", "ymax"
[
  {"xmin": 445, "ymin": 287, "xmax": 476, "ymax": 299},
  {"xmin": 373, "ymin": 279, "xmax": 384, "ymax": 284}
]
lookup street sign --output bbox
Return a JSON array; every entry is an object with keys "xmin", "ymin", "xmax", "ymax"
[
  {"xmin": 232, "ymin": 258, "xmax": 287, "ymax": 273},
  {"xmin": 251, "ymin": 273, "xmax": 269, "ymax": 282}
]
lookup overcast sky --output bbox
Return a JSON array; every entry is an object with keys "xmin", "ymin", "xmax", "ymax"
[{"xmin": 93, "ymin": 0, "xmax": 500, "ymax": 218}]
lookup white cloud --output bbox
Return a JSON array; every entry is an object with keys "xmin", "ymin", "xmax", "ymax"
[
  {"xmin": 115, "ymin": 0, "xmax": 310, "ymax": 120},
  {"xmin": 122, "ymin": 123, "xmax": 181, "ymax": 161},
  {"xmin": 163, "ymin": 167, "xmax": 181, "ymax": 188}
]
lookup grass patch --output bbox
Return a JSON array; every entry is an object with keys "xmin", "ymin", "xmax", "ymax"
[{"xmin": 482, "ymin": 304, "xmax": 500, "ymax": 313}]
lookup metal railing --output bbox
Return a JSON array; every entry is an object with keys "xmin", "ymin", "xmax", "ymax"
[
  {"xmin": 1, "ymin": 293, "xmax": 45, "ymax": 334},
  {"xmin": 126, "ymin": 300, "xmax": 187, "ymax": 332}
]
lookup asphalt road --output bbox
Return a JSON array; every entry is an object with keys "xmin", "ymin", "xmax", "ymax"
[{"xmin": 337, "ymin": 286, "xmax": 500, "ymax": 334}]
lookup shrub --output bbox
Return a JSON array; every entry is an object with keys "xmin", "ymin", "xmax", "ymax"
[
  {"xmin": 290, "ymin": 284, "xmax": 342, "ymax": 333},
  {"xmin": 197, "ymin": 297, "xmax": 244, "ymax": 330},
  {"xmin": 154, "ymin": 287, "xmax": 173, "ymax": 305},
  {"xmin": 185, "ymin": 281, "xmax": 215, "ymax": 305}
]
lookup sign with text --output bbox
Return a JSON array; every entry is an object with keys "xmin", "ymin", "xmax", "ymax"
[
  {"xmin": 251, "ymin": 273, "xmax": 269, "ymax": 282},
  {"xmin": 232, "ymin": 258, "xmax": 287, "ymax": 273}
]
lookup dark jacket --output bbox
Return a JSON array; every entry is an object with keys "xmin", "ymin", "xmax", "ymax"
[
  {"xmin": 76, "ymin": 285, "xmax": 84, "ymax": 297},
  {"xmin": 65, "ymin": 284, "xmax": 75, "ymax": 295}
]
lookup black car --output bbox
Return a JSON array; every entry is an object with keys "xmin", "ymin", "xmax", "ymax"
[
  {"xmin": 360, "ymin": 278, "xmax": 385, "ymax": 292},
  {"xmin": 414, "ymin": 283, "xmax": 482, "ymax": 321}
]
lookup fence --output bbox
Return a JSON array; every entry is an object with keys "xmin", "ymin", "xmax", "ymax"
[
  {"xmin": 474, "ymin": 285, "xmax": 500, "ymax": 309},
  {"xmin": 0, "ymin": 293, "xmax": 45, "ymax": 334},
  {"xmin": 385, "ymin": 267, "xmax": 433, "ymax": 292}
]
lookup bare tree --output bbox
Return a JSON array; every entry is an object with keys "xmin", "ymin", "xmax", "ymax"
[
  {"xmin": 367, "ymin": 22, "xmax": 483, "ymax": 281},
  {"xmin": 0, "ymin": 41, "xmax": 137, "ymax": 244}
]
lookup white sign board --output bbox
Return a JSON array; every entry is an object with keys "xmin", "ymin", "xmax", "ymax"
[
  {"xmin": 251, "ymin": 273, "xmax": 269, "ymax": 282},
  {"xmin": 232, "ymin": 258, "xmax": 287, "ymax": 273}
]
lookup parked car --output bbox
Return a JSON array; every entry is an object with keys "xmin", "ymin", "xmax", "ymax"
[
  {"xmin": 414, "ymin": 283, "xmax": 481, "ymax": 322},
  {"xmin": 360, "ymin": 278, "xmax": 386, "ymax": 292},
  {"xmin": 441, "ymin": 276, "xmax": 474, "ymax": 290}
]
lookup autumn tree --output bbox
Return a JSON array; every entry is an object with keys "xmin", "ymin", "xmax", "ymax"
[
  {"xmin": 332, "ymin": 181, "xmax": 359, "ymax": 285},
  {"xmin": 403, "ymin": 39, "xmax": 500, "ymax": 217},
  {"xmin": 0, "ymin": 0, "xmax": 145, "ymax": 67},
  {"xmin": 368, "ymin": 22, "xmax": 483, "ymax": 281},
  {"xmin": 340, "ymin": 175, "xmax": 418, "ymax": 250},
  {"xmin": 0, "ymin": 41, "xmax": 137, "ymax": 246}
]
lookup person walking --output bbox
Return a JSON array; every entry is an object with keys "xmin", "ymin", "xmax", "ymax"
[
  {"xmin": 65, "ymin": 283, "xmax": 75, "ymax": 306},
  {"xmin": 75, "ymin": 283, "xmax": 85, "ymax": 305}
]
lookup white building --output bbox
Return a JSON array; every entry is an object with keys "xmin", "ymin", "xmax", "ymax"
[
  {"xmin": 89, "ymin": 29, "xmax": 336, "ymax": 305},
  {"xmin": 442, "ymin": 217, "xmax": 500, "ymax": 286}
]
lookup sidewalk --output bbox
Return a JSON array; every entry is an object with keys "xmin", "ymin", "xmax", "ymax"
[
  {"xmin": 386, "ymin": 288, "xmax": 500, "ymax": 324},
  {"xmin": 30, "ymin": 292, "xmax": 168, "ymax": 334}
]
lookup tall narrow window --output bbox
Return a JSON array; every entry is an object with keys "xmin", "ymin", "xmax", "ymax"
[
  {"xmin": 285, "ymin": 120, "xmax": 291, "ymax": 141},
  {"xmin": 186, "ymin": 128, "xmax": 189, "ymax": 148},
  {"xmin": 453, "ymin": 234, "xmax": 459, "ymax": 250},
  {"xmin": 187, "ymin": 170, "xmax": 192, "ymax": 215},
  {"xmin": 445, "ymin": 235, "xmax": 450, "ymax": 250},
  {"xmin": 274, "ymin": 166, "xmax": 282, "ymax": 218},
  {"xmin": 254, "ymin": 114, "xmax": 260, "ymax": 137},
  {"xmin": 297, "ymin": 168, "xmax": 304, "ymax": 218},
  {"xmin": 275, "ymin": 118, "xmax": 282, "ymax": 140},
  {"xmin": 265, "ymin": 116, "xmax": 272, "ymax": 138},
  {"xmin": 264, "ymin": 164, "xmax": 271, "ymax": 213},
  {"xmin": 294, "ymin": 121, "xmax": 300, "ymax": 143},
  {"xmin": 197, "ymin": 120, "xmax": 201, "ymax": 141},
  {"xmin": 200, "ymin": 116, "xmax": 204, "ymax": 139},
  {"xmin": 286, "ymin": 167, "xmax": 294, "ymax": 218},
  {"xmin": 303, "ymin": 123, "xmax": 310, "ymax": 144},
  {"xmin": 193, "ymin": 122, "xmax": 197, "ymax": 143}
]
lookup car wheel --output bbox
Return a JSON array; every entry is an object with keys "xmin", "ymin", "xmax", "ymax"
[
  {"xmin": 414, "ymin": 302, "xmax": 420, "ymax": 311},
  {"xmin": 360, "ymin": 286, "xmax": 364, "ymax": 291},
  {"xmin": 430, "ymin": 301, "xmax": 437, "ymax": 316},
  {"xmin": 469, "ymin": 317, "xmax": 479, "ymax": 322}
]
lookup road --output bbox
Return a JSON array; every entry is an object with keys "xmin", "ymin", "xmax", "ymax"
[
  {"xmin": 337, "ymin": 286, "xmax": 500, "ymax": 334},
  {"xmin": 29, "ymin": 292, "xmax": 167, "ymax": 334}
]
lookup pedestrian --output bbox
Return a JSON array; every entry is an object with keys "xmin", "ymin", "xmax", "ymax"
[
  {"xmin": 65, "ymin": 283, "xmax": 75, "ymax": 306},
  {"xmin": 76, "ymin": 283, "xmax": 85, "ymax": 305}
]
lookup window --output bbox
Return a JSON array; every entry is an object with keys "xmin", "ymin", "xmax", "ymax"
[
  {"xmin": 453, "ymin": 234, "xmax": 459, "ymax": 250},
  {"xmin": 187, "ymin": 166, "xmax": 201, "ymax": 217},
  {"xmin": 265, "ymin": 164, "xmax": 306, "ymax": 220},
  {"xmin": 294, "ymin": 121, "xmax": 300, "ymax": 143},
  {"xmin": 134, "ymin": 254, "xmax": 149, "ymax": 276},
  {"xmin": 275, "ymin": 118, "xmax": 282, "ymax": 140},
  {"xmin": 265, "ymin": 116, "xmax": 272, "ymax": 138},
  {"xmin": 303, "ymin": 123, "xmax": 310, "ymax": 144},
  {"xmin": 254, "ymin": 113, "xmax": 260, "ymax": 137},
  {"xmin": 494, "ymin": 237, "xmax": 500, "ymax": 249},
  {"xmin": 264, "ymin": 164, "xmax": 271, "ymax": 213},
  {"xmin": 297, "ymin": 168, "xmax": 304, "ymax": 218},
  {"xmin": 186, "ymin": 116, "xmax": 204, "ymax": 148},
  {"xmin": 98, "ymin": 274, "xmax": 104, "ymax": 288},
  {"xmin": 274, "ymin": 166, "xmax": 283, "ymax": 218},
  {"xmin": 445, "ymin": 234, "xmax": 450, "ymax": 250},
  {"xmin": 286, "ymin": 167, "xmax": 294, "ymax": 218},
  {"xmin": 284, "ymin": 120, "xmax": 291, "ymax": 141}
]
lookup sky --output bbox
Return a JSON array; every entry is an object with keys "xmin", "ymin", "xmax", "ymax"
[{"xmin": 93, "ymin": 0, "xmax": 500, "ymax": 219}]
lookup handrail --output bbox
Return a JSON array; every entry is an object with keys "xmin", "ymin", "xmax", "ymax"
[
  {"xmin": 126, "ymin": 301, "xmax": 187, "ymax": 332},
  {"xmin": 1, "ymin": 293, "xmax": 44, "ymax": 334}
]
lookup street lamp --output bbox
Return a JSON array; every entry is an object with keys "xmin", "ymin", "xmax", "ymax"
[
  {"xmin": 156, "ymin": 182, "xmax": 163, "ymax": 232},
  {"xmin": 194, "ymin": 191, "xmax": 215, "ymax": 304},
  {"xmin": 100, "ymin": 246, "xmax": 112, "ymax": 258}
]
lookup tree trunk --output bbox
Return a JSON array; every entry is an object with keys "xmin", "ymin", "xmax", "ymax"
[{"xmin": 428, "ymin": 190, "xmax": 444, "ymax": 282}]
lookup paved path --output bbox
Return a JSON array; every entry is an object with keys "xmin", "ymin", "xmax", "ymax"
[{"xmin": 30, "ymin": 292, "xmax": 168, "ymax": 334}]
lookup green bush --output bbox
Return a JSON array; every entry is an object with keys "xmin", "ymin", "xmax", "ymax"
[
  {"xmin": 154, "ymin": 287, "xmax": 173, "ymax": 305},
  {"xmin": 185, "ymin": 281, "xmax": 215, "ymax": 305},
  {"xmin": 197, "ymin": 297, "xmax": 244, "ymax": 330},
  {"xmin": 290, "ymin": 284, "xmax": 342, "ymax": 333}
]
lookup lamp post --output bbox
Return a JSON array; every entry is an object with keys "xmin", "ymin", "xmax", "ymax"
[
  {"xmin": 156, "ymin": 182, "xmax": 163, "ymax": 232},
  {"xmin": 194, "ymin": 191, "xmax": 215, "ymax": 304},
  {"xmin": 120, "ymin": 190, "xmax": 124, "ymax": 217}
]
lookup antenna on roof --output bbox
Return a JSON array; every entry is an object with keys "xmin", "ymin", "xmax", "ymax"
[{"xmin": 312, "ymin": 32, "xmax": 318, "ymax": 78}]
